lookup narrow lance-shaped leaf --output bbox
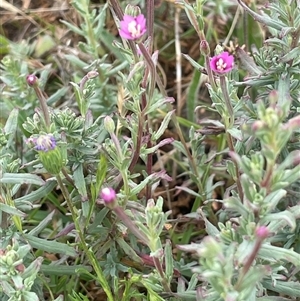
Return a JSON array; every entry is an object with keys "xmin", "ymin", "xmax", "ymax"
[{"xmin": 0, "ymin": 173, "xmax": 45, "ymax": 186}]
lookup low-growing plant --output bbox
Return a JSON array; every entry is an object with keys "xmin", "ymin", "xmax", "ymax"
[{"xmin": 0, "ymin": 0, "xmax": 299, "ymax": 300}]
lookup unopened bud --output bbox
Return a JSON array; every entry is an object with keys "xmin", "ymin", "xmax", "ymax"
[
  {"xmin": 87, "ymin": 71, "xmax": 99, "ymax": 79},
  {"xmin": 200, "ymin": 40, "xmax": 210, "ymax": 57},
  {"xmin": 256, "ymin": 226, "xmax": 269, "ymax": 239},
  {"xmin": 100, "ymin": 187, "xmax": 117, "ymax": 204},
  {"xmin": 26, "ymin": 74, "xmax": 38, "ymax": 87},
  {"xmin": 252, "ymin": 120, "xmax": 265, "ymax": 131},
  {"xmin": 104, "ymin": 116, "xmax": 115, "ymax": 134},
  {"xmin": 124, "ymin": 4, "xmax": 141, "ymax": 17},
  {"xmin": 215, "ymin": 44, "xmax": 224, "ymax": 55},
  {"xmin": 268, "ymin": 90, "xmax": 278, "ymax": 106}
]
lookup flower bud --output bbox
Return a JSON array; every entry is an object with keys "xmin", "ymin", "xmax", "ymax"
[
  {"xmin": 200, "ymin": 40, "xmax": 210, "ymax": 57},
  {"xmin": 268, "ymin": 90, "xmax": 278, "ymax": 106},
  {"xmin": 26, "ymin": 74, "xmax": 38, "ymax": 87},
  {"xmin": 104, "ymin": 116, "xmax": 115, "ymax": 134},
  {"xmin": 86, "ymin": 71, "xmax": 99, "ymax": 79},
  {"xmin": 100, "ymin": 187, "xmax": 117, "ymax": 205},
  {"xmin": 251, "ymin": 120, "xmax": 265, "ymax": 131},
  {"xmin": 256, "ymin": 226, "xmax": 269, "ymax": 239},
  {"xmin": 124, "ymin": 4, "xmax": 142, "ymax": 17}
]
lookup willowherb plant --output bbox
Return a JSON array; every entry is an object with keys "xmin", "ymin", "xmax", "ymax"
[
  {"xmin": 178, "ymin": 0, "xmax": 300, "ymax": 300},
  {"xmin": 0, "ymin": 0, "xmax": 299, "ymax": 300}
]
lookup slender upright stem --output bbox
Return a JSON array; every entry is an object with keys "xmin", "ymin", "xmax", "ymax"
[
  {"xmin": 175, "ymin": 7, "xmax": 183, "ymax": 116},
  {"xmin": 138, "ymin": 42, "xmax": 156, "ymax": 101},
  {"xmin": 146, "ymin": 0, "xmax": 154, "ymax": 53},
  {"xmin": 205, "ymin": 56, "xmax": 217, "ymax": 91},
  {"xmin": 56, "ymin": 175, "xmax": 114, "ymax": 301},
  {"xmin": 114, "ymin": 206, "xmax": 150, "ymax": 245},
  {"xmin": 33, "ymin": 86, "xmax": 51, "ymax": 130},
  {"xmin": 235, "ymin": 235, "xmax": 266, "ymax": 290},
  {"xmin": 226, "ymin": 133, "xmax": 244, "ymax": 202},
  {"xmin": 153, "ymin": 256, "xmax": 172, "ymax": 292},
  {"xmin": 220, "ymin": 76, "xmax": 234, "ymax": 123}
]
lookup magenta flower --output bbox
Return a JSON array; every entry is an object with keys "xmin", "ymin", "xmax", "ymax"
[
  {"xmin": 100, "ymin": 187, "xmax": 116, "ymax": 204},
  {"xmin": 210, "ymin": 52, "xmax": 234, "ymax": 74},
  {"xmin": 119, "ymin": 14, "xmax": 147, "ymax": 40}
]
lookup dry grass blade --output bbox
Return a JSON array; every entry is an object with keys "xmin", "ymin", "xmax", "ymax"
[{"xmin": 1, "ymin": 0, "xmax": 39, "ymax": 26}]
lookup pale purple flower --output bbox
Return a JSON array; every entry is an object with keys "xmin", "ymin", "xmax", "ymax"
[
  {"xmin": 27, "ymin": 134, "xmax": 56, "ymax": 152},
  {"xmin": 100, "ymin": 187, "xmax": 116, "ymax": 203},
  {"xmin": 119, "ymin": 14, "xmax": 147, "ymax": 40},
  {"xmin": 210, "ymin": 52, "xmax": 234, "ymax": 74}
]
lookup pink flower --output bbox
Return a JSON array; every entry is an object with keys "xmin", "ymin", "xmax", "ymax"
[
  {"xmin": 100, "ymin": 187, "xmax": 116, "ymax": 203},
  {"xmin": 210, "ymin": 52, "xmax": 234, "ymax": 74},
  {"xmin": 119, "ymin": 14, "xmax": 147, "ymax": 40}
]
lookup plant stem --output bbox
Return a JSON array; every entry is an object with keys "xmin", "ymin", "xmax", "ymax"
[
  {"xmin": 235, "ymin": 237, "xmax": 264, "ymax": 291},
  {"xmin": 138, "ymin": 42, "xmax": 156, "ymax": 101},
  {"xmin": 114, "ymin": 206, "xmax": 150, "ymax": 245},
  {"xmin": 33, "ymin": 85, "xmax": 51, "ymax": 130},
  {"xmin": 153, "ymin": 256, "xmax": 171, "ymax": 292},
  {"xmin": 226, "ymin": 133, "xmax": 244, "ymax": 202},
  {"xmin": 56, "ymin": 175, "xmax": 114, "ymax": 301},
  {"xmin": 220, "ymin": 76, "xmax": 234, "ymax": 124},
  {"xmin": 146, "ymin": 0, "xmax": 154, "ymax": 53}
]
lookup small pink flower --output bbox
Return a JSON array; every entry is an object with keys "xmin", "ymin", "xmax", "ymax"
[
  {"xmin": 210, "ymin": 52, "xmax": 234, "ymax": 74},
  {"xmin": 119, "ymin": 14, "xmax": 147, "ymax": 40},
  {"xmin": 100, "ymin": 187, "xmax": 116, "ymax": 203}
]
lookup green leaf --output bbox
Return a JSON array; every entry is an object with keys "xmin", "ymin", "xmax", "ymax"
[
  {"xmin": 73, "ymin": 164, "xmax": 88, "ymax": 201},
  {"xmin": 259, "ymin": 244, "xmax": 300, "ymax": 267},
  {"xmin": 198, "ymin": 208, "xmax": 220, "ymax": 237},
  {"xmin": 28, "ymin": 210, "xmax": 55, "ymax": 236},
  {"xmin": 236, "ymin": 47, "xmax": 262, "ymax": 76},
  {"xmin": 34, "ymin": 35, "xmax": 56, "ymax": 57},
  {"xmin": 14, "ymin": 180, "xmax": 57, "ymax": 204},
  {"xmin": 261, "ymin": 210, "xmax": 296, "ymax": 231},
  {"xmin": 262, "ymin": 279, "xmax": 300, "ymax": 297},
  {"xmin": 182, "ymin": 53, "xmax": 205, "ymax": 71},
  {"xmin": 237, "ymin": 0, "xmax": 288, "ymax": 31},
  {"xmin": 23, "ymin": 235, "xmax": 77, "ymax": 257},
  {"xmin": 64, "ymin": 55, "xmax": 87, "ymax": 68},
  {"xmin": 95, "ymin": 155, "xmax": 107, "ymax": 198},
  {"xmin": 116, "ymin": 237, "xmax": 143, "ymax": 265},
  {"xmin": 257, "ymin": 297, "xmax": 291, "ymax": 301},
  {"xmin": 41, "ymin": 264, "xmax": 91, "ymax": 275},
  {"xmin": 164, "ymin": 239, "xmax": 173, "ymax": 283},
  {"xmin": 0, "ymin": 173, "xmax": 45, "ymax": 186},
  {"xmin": 4, "ymin": 108, "xmax": 18, "ymax": 135},
  {"xmin": 0, "ymin": 203, "xmax": 26, "ymax": 217},
  {"xmin": 187, "ymin": 68, "xmax": 202, "ymax": 122},
  {"xmin": 153, "ymin": 110, "xmax": 175, "ymax": 140},
  {"xmin": 47, "ymin": 87, "xmax": 69, "ymax": 105},
  {"xmin": 227, "ymin": 128, "xmax": 243, "ymax": 141},
  {"xmin": 60, "ymin": 20, "xmax": 84, "ymax": 36}
]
